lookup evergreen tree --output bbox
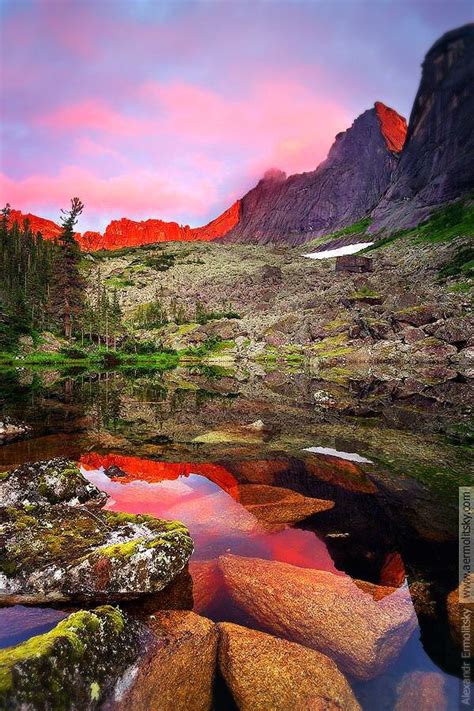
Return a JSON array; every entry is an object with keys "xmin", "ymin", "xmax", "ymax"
[
  {"xmin": 0, "ymin": 204, "xmax": 56, "ymax": 347},
  {"xmin": 49, "ymin": 198, "xmax": 85, "ymax": 339}
]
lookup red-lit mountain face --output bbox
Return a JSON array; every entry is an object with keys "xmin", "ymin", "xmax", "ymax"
[
  {"xmin": 220, "ymin": 102, "xmax": 408, "ymax": 245},
  {"xmin": 8, "ymin": 201, "xmax": 241, "ymax": 252},
  {"xmin": 7, "ymin": 101, "xmax": 408, "ymax": 251}
]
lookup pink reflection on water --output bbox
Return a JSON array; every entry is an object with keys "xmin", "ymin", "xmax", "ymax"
[{"xmin": 82, "ymin": 465, "xmax": 340, "ymax": 574}]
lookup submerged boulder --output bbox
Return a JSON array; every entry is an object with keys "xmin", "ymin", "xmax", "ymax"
[
  {"xmin": 236, "ymin": 483, "xmax": 334, "ymax": 525},
  {"xmin": 0, "ymin": 458, "xmax": 107, "ymax": 508},
  {"xmin": 218, "ymin": 554, "xmax": 417, "ymax": 680},
  {"xmin": 0, "ymin": 508, "xmax": 193, "ymax": 604},
  {"xmin": 218, "ymin": 622, "xmax": 361, "ymax": 711},
  {"xmin": 394, "ymin": 671, "xmax": 448, "ymax": 711},
  {"xmin": 0, "ymin": 606, "xmax": 143, "ymax": 710}
]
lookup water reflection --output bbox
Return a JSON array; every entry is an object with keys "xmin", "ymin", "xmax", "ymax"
[{"xmin": 0, "ymin": 366, "xmax": 471, "ymax": 709}]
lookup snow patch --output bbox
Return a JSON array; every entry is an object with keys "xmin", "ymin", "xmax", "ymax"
[
  {"xmin": 303, "ymin": 242, "xmax": 373, "ymax": 260},
  {"xmin": 303, "ymin": 446, "xmax": 374, "ymax": 464}
]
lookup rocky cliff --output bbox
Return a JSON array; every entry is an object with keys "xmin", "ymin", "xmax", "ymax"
[
  {"xmin": 9, "ymin": 201, "xmax": 241, "ymax": 252},
  {"xmin": 7, "ymin": 210, "xmax": 63, "ymax": 241},
  {"xmin": 372, "ymin": 24, "xmax": 474, "ymax": 232},
  {"xmin": 221, "ymin": 102, "xmax": 407, "ymax": 245}
]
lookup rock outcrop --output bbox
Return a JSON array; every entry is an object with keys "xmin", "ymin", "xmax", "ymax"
[
  {"xmin": 221, "ymin": 103, "xmax": 406, "ymax": 245},
  {"xmin": 236, "ymin": 483, "xmax": 334, "ymax": 524},
  {"xmin": 0, "ymin": 458, "xmax": 107, "ymax": 508},
  {"xmin": 107, "ymin": 611, "xmax": 217, "ymax": 711},
  {"xmin": 0, "ymin": 606, "xmax": 143, "ymax": 710},
  {"xmin": 372, "ymin": 24, "xmax": 474, "ymax": 231},
  {"xmin": 218, "ymin": 554, "xmax": 417, "ymax": 680},
  {"xmin": 8, "ymin": 201, "xmax": 241, "ymax": 252},
  {"xmin": 0, "ymin": 459, "xmax": 194, "ymax": 604},
  {"xmin": 218, "ymin": 622, "xmax": 361, "ymax": 711}
]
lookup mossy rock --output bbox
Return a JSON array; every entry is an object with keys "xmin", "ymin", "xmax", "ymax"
[
  {"xmin": 0, "ymin": 458, "xmax": 107, "ymax": 508},
  {"xmin": 0, "ymin": 606, "xmax": 143, "ymax": 710},
  {"xmin": 0, "ymin": 506, "xmax": 193, "ymax": 604}
]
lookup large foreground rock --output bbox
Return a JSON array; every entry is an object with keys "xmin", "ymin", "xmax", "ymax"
[
  {"xmin": 0, "ymin": 507, "xmax": 193, "ymax": 604},
  {"xmin": 218, "ymin": 555, "xmax": 416, "ymax": 680},
  {"xmin": 0, "ymin": 606, "xmax": 142, "ymax": 710},
  {"xmin": 107, "ymin": 611, "xmax": 217, "ymax": 711},
  {"xmin": 218, "ymin": 622, "xmax": 361, "ymax": 711},
  {"xmin": 0, "ymin": 458, "xmax": 193, "ymax": 604}
]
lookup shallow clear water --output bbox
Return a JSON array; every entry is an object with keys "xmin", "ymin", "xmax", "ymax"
[{"xmin": 0, "ymin": 367, "xmax": 471, "ymax": 709}]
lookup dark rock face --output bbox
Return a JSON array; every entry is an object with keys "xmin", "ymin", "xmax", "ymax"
[
  {"xmin": 372, "ymin": 24, "xmax": 474, "ymax": 231},
  {"xmin": 222, "ymin": 103, "xmax": 406, "ymax": 245}
]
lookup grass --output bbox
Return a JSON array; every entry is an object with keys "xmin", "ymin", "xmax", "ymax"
[
  {"xmin": 349, "ymin": 286, "xmax": 380, "ymax": 300},
  {"xmin": 303, "ymin": 217, "xmax": 372, "ymax": 252},
  {"xmin": 365, "ymin": 200, "xmax": 474, "ymax": 253},
  {"xmin": 0, "ymin": 348, "xmax": 179, "ymax": 370}
]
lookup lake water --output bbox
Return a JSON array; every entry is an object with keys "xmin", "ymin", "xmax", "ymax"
[{"xmin": 0, "ymin": 365, "xmax": 472, "ymax": 710}]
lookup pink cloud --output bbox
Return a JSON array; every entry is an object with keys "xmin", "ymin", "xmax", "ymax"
[
  {"xmin": 37, "ymin": 100, "xmax": 152, "ymax": 136},
  {"xmin": 0, "ymin": 167, "xmax": 216, "ymax": 223}
]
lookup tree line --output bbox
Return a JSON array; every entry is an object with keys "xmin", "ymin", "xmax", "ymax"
[{"xmin": 0, "ymin": 198, "xmax": 123, "ymax": 350}]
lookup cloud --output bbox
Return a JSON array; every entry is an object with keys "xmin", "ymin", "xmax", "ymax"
[{"xmin": 0, "ymin": 167, "xmax": 216, "ymax": 223}]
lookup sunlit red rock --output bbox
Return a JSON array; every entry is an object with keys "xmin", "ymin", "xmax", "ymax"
[
  {"xmin": 236, "ymin": 483, "xmax": 334, "ymax": 524},
  {"xmin": 303, "ymin": 455, "xmax": 378, "ymax": 494},
  {"xmin": 8, "ymin": 202, "xmax": 240, "ymax": 252},
  {"xmin": 218, "ymin": 554, "xmax": 417, "ymax": 680},
  {"xmin": 374, "ymin": 101, "xmax": 408, "ymax": 153},
  {"xmin": 218, "ymin": 622, "xmax": 362, "ymax": 711},
  {"xmin": 8, "ymin": 210, "xmax": 62, "ymax": 240},
  {"xmin": 380, "ymin": 551, "xmax": 406, "ymax": 588},
  {"xmin": 189, "ymin": 559, "xmax": 223, "ymax": 613},
  {"xmin": 107, "ymin": 611, "xmax": 217, "ymax": 711}
]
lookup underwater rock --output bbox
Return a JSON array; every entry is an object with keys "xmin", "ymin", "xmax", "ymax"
[
  {"xmin": 189, "ymin": 560, "xmax": 222, "ymax": 613},
  {"xmin": 236, "ymin": 483, "xmax": 334, "ymax": 524},
  {"xmin": 106, "ymin": 611, "xmax": 217, "ymax": 711},
  {"xmin": 0, "ymin": 606, "xmax": 143, "ymax": 710},
  {"xmin": 394, "ymin": 671, "xmax": 447, "ymax": 711},
  {"xmin": 0, "ymin": 458, "xmax": 107, "ymax": 508},
  {"xmin": 219, "ymin": 554, "xmax": 417, "ymax": 680},
  {"xmin": 0, "ymin": 507, "xmax": 193, "ymax": 604},
  {"xmin": 217, "ymin": 622, "xmax": 361, "ymax": 711},
  {"xmin": 446, "ymin": 575, "xmax": 474, "ymax": 647}
]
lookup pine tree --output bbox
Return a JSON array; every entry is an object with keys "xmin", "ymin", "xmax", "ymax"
[{"xmin": 49, "ymin": 198, "xmax": 85, "ymax": 339}]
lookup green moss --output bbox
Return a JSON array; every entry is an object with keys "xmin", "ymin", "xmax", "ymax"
[
  {"xmin": 0, "ymin": 609, "xmax": 98, "ymax": 694},
  {"xmin": 323, "ymin": 318, "xmax": 349, "ymax": 333},
  {"xmin": 90, "ymin": 682, "xmax": 100, "ymax": 702},
  {"xmin": 95, "ymin": 538, "xmax": 145, "ymax": 559},
  {"xmin": 320, "ymin": 366, "xmax": 353, "ymax": 384},
  {"xmin": 303, "ymin": 217, "xmax": 372, "ymax": 251},
  {"xmin": 348, "ymin": 286, "xmax": 380, "ymax": 300}
]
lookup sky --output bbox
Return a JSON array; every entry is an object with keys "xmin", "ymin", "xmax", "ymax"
[{"xmin": 0, "ymin": 0, "xmax": 472, "ymax": 232}]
